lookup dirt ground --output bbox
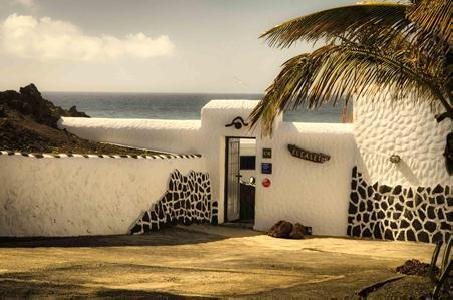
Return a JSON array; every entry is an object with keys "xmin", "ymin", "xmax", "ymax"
[{"xmin": 0, "ymin": 225, "xmax": 438, "ymax": 298}]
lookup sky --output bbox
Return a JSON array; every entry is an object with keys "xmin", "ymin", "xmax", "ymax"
[{"xmin": 0, "ymin": 0, "xmax": 357, "ymax": 93}]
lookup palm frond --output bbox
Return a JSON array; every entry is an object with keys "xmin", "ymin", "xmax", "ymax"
[
  {"xmin": 261, "ymin": 3, "xmax": 408, "ymax": 48},
  {"xmin": 408, "ymin": 0, "xmax": 452, "ymax": 45},
  {"xmin": 249, "ymin": 42, "xmax": 448, "ymax": 135}
]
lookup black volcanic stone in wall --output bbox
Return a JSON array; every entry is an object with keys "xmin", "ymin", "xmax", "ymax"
[
  {"xmin": 404, "ymin": 209, "xmax": 413, "ymax": 221},
  {"xmin": 379, "ymin": 185, "xmax": 392, "ymax": 194},
  {"xmin": 396, "ymin": 231, "xmax": 405, "ymax": 241},
  {"xmin": 351, "ymin": 193, "xmax": 359, "ymax": 204},
  {"xmin": 419, "ymin": 210, "xmax": 426, "ymax": 221},
  {"xmin": 359, "ymin": 202, "xmax": 366, "ymax": 212},
  {"xmin": 407, "ymin": 188, "xmax": 413, "ymax": 198},
  {"xmin": 413, "ymin": 219, "xmax": 422, "ymax": 231},
  {"xmin": 129, "ymin": 170, "xmax": 217, "ymax": 235},
  {"xmin": 427, "ymin": 206, "xmax": 436, "ymax": 219},
  {"xmin": 373, "ymin": 223, "xmax": 382, "ymax": 239},
  {"xmin": 352, "ymin": 226, "xmax": 361, "ymax": 237},
  {"xmin": 130, "ymin": 223, "xmax": 142, "ymax": 234},
  {"xmin": 438, "ymin": 209, "xmax": 444, "ymax": 220},
  {"xmin": 400, "ymin": 219, "xmax": 410, "ymax": 229},
  {"xmin": 425, "ymin": 221, "xmax": 437, "ymax": 233},
  {"xmin": 417, "ymin": 231, "xmax": 429, "ymax": 243},
  {"xmin": 142, "ymin": 211, "xmax": 150, "ymax": 222},
  {"xmin": 433, "ymin": 185, "xmax": 443, "ymax": 194},
  {"xmin": 367, "ymin": 186, "xmax": 374, "ymax": 197},
  {"xmin": 393, "ymin": 185, "xmax": 402, "ymax": 195},
  {"xmin": 432, "ymin": 232, "xmax": 443, "ymax": 243},
  {"xmin": 384, "ymin": 229, "xmax": 394, "ymax": 240},
  {"xmin": 358, "ymin": 186, "xmax": 366, "ymax": 199},
  {"xmin": 363, "ymin": 228, "xmax": 372, "ymax": 238},
  {"xmin": 346, "ymin": 167, "xmax": 451, "ymax": 244},
  {"xmin": 415, "ymin": 194, "xmax": 423, "ymax": 207},
  {"xmin": 446, "ymin": 212, "xmax": 453, "ymax": 222},
  {"xmin": 440, "ymin": 222, "xmax": 451, "ymax": 230},
  {"xmin": 436, "ymin": 196, "xmax": 445, "ymax": 205},
  {"xmin": 407, "ymin": 230, "xmax": 416, "ymax": 241}
]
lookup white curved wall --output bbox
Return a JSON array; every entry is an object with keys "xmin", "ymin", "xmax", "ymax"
[
  {"xmin": 55, "ymin": 98, "xmax": 451, "ymax": 238},
  {"xmin": 59, "ymin": 118, "xmax": 202, "ymax": 154},
  {"xmin": 354, "ymin": 98, "xmax": 452, "ymax": 187},
  {"xmin": 254, "ymin": 123, "xmax": 357, "ymax": 235},
  {"xmin": 0, "ymin": 155, "xmax": 206, "ymax": 237}
]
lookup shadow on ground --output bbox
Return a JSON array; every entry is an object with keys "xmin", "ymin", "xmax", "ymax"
[
  {"xmin": 0, "ymin": 279, "xmax": 212, "ymax": 299},
  {"xmin": 0, "ymin": 225, "xmax": 261, "ymax": 248}
]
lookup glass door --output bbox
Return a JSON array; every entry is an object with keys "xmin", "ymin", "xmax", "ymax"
[{"xmin": 226, "ymin": 137, "xmax": 240, "ymax": 221}]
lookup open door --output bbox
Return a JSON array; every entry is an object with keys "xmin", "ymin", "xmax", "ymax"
[{"xmin": 225, "ymin": 137, "xmax": 240, "ymax": 222}]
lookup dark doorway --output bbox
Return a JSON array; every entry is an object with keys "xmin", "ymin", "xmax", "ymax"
[{"xmin": 224, "ymin": 137, "xmax": 256, "ymax": 225}]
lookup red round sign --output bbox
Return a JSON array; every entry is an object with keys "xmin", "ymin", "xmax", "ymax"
[{"xmin": 262, "ymin": 178, "xmax": 271, "ymax": 188}]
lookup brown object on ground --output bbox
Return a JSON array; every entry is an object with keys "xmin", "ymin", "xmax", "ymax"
[
  {"xmin": 396, "ymin": 259, "xmax": 438, "ymax": 276},
  {"xmin": 0, "ymin": 84, "xmax": 160, "ymax": 155},
  {"xmin": 268, "ymin": 220, "xmax": 293, "ymax": 238},
  {"xmin": 289, "ymin": 223, "xmax": 305, "ymax": 239}
]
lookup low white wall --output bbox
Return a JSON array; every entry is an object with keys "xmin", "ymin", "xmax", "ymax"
[
  {"xmin": 59, "ymin": 118, "xmax": 202, "ymax": 154},
  {"xmin": 255, "ymin": 123, "xmax": 357, "ymax": 236},
  {"xmin": 0, "ymin": 155, "xmax": 206, "ymax": 237}
]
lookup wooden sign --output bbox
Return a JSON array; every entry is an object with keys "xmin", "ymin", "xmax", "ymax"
[{"xmin": 287, "ymin": 144, "xmax": 330, "ymax": 164}]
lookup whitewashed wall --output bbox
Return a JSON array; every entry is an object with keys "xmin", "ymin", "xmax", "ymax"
[
  {"xmin": 354, "ymin": 98, "xmax": 452, "ymax": 187},
  {"xmin": 254, "ymin": 123, "xmax": 357, "ymax": 235},
  {"xmin": 59, "ymin": 118, "xmax": 202, "ymax": 155},
  {"xmin": 61, "ymin": 101, "xmax": 357, "ymax": 236},
  {"xmin": 5, "ymin": 97, "xmax": 450, "ymax": 238},
  {"xmin": 61, "ymin": 100, "xmax": 260, "ymax": 225},
  {"xmin": 0, "ymin": 155, "xmax": 206, "ymax": 237}
]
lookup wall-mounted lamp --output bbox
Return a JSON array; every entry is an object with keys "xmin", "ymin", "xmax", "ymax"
[
  {"xmin": 389, "ymin": 154, "xmax": 401, "ymax": 164},
  {"xmin": 225, "ymin": 116, "xmax": 249, "ymax": 129}
]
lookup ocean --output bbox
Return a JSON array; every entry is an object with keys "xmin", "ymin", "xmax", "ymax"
[{"xmin": 43, "ymin": 92, "xmax": 350, "ymax": 123}]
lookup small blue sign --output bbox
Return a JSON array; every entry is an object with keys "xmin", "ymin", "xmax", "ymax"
[{"xmin": 261, "ymin": 163, "xmax": 272, "ymax": 174}]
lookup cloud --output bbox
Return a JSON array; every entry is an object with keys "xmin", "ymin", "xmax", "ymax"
[
  {"xmin": 0, "ymin": 14, "xmax": 175, "ymax": 61},
  {"xmin": 13, "ymin": 0, "xmax": 34, "ymax": 8}
]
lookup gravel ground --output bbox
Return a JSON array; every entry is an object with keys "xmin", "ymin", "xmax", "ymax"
[{"xmin": 0, "ymin": 225, "xmax": 439, "ymax": 298}]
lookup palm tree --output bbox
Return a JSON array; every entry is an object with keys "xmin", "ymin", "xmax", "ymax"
[{"xmin": 249, "ymin": 0, "xmax": 452, "ymax": 134}]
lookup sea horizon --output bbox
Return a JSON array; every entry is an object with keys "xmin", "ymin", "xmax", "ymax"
[{"xmin": 44, "ymin": 91, "xmax": 349, "ymax": 123}]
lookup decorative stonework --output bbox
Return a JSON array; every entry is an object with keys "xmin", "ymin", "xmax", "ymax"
[
  {"xmin": 287, "ymin": 144, "xmax": 330, "ymax": 163},
  {"xmin": 348, "ymin": 167, "xmax": 452, "ymax": 244},
  {"xmin": 129, "ymin": 170, "xmax": 217, "ymax": 234},
  {"xmin": 0, "ymin": 150, "xmax": 201, "ymax": 160}
]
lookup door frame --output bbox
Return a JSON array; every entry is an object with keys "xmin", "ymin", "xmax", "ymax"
[{"xmin": 223, "ymin": 136, "xmax": 256, "ymax": 223}]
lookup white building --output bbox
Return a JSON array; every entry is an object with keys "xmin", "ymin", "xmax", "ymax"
[{"xmin": 0, "ymin": 99, "xmax": 451, "ymax": 243}]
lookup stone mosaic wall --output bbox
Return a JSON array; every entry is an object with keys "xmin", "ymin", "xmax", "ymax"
[
  {"xmin": 348, "ymin": 167, "xmax": 452, "ymax": 243},
  {"xmin": 129, "ymin": 170, "xmax": 217, "ymax": 234}
]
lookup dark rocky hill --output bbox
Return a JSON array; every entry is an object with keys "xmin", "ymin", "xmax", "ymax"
[{"xmin": 0, "ymin": 84, "xmax": 159, "ymax": 155}]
